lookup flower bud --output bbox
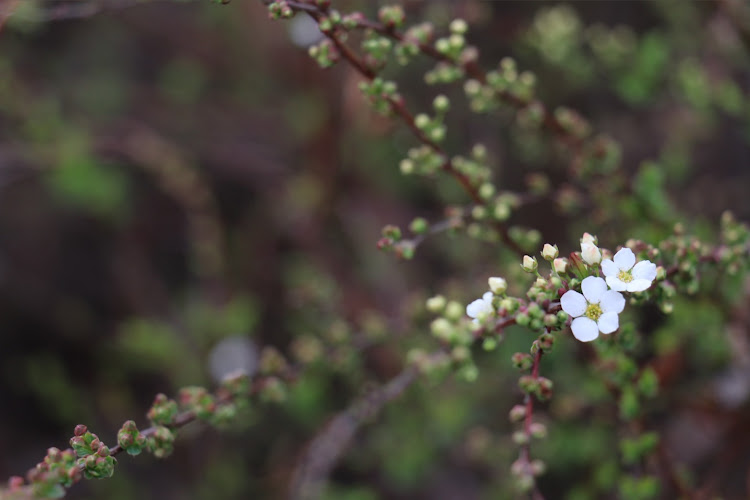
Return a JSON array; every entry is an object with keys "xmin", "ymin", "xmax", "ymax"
[
  {"xmin": 409, "ymin": 217, "xmax": 429, "ymax": 235},
  {"xmin": 553, "ymin": 257, "xmax": 567, "ymax": 274},
  {"xmin": 426, "ymin": 295, "xmax": 446, "ymax": 312},
  {"xmin": 445, "ymin": 300, "xmax": 464, "ymax": 321},
  {"xmin": 433, "ymin": 94, "xmax": 449, "ymax": 112},
  {"xmin": 511, "ymin": 352, "xmax": 533, "ymax": 371},
  {"xmin": 414, "ymin": 113, "xmax": 430, "ymax": 130},
  {"xmin": 581, "ymin": 232, "xmax": 597, "ymax": 244},
  {"xmin": 656, "ymin": 266, "xmax": 666, "ymax": 280},
  {"xmin": 529, "ymin": 422, "xmax": 547, "ymax": 439},
  {"xmin": 521, "ymin": 255, "xmax": 538, "ymax": 273},
  {"xmin": 509, "ymin": 404, "xmax": 526, "ymax": 422},
  {"xmin": 488, "ymin": 276, "xmax": 507, "ymax": 294},
  {"xmin": 430, "ymin": 318, "xmax": 453, "ymax": 340},
  {"xmin": 581, "ymin": 242, "xmax": 602, "ymax": 265},
  {"xmin": 493, "ymin": 201, "xmax": 510, "ymax": 221},
  {"xmin": 541, "ymin": 244, "xmax": 558, "ymax": 261},
  {"xmin": 449, "ymin": 18, "xmax": 468, "ymax": 35},
  {"xmin": 478, "ymin": 183, "xmax": 495, "ymax": 200},
  {"xmin": 512, "ymin": 431, "xmax": 529, "ymax": 445}
]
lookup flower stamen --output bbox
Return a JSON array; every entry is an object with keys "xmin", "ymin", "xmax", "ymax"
[
  {"xmin": 617, "ymin": 270, "xmax": 634, "ymax": 283},
  {"xmin": 584, "ymin": 303, "xmax": 603, "ymax": 321}
]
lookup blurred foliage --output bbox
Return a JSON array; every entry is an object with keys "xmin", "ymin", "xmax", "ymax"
[{"xmin": 0, "ymin": 0, "xmax": 749, "ymax": 499}]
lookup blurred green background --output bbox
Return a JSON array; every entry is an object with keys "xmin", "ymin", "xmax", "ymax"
[{"xmin": 0, "ymin": 0, "xmax": 749, "ymax": 498}]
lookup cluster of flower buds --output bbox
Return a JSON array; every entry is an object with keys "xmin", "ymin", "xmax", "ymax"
[
  {"xmin": 178, "ymin": 386, "xmax": 217, "ymax": 421},
  {"xmin": 377, "ymin": 224, "xmax": 416, "ymax": 260},
  {"xmin": 147, "ymin": 427, "xmax": 175, "ymax": 459},
  {"xmin": 147, "ymin": 393, "xmax": 179, "ymax": 426},
  {"xmin": 116, "ymin": 421, "xmax": 147, "ymax": 457},
  {"xmin": 12, "ymin": 446, "xmax": 81, "ymax": 498},
  {"xmin": 358, "ymin": 78, "xmax": 400, "ymax": 116},
  {"xmin": 70, "ymin": 425, "xmax": 116, "ymax": 480}
]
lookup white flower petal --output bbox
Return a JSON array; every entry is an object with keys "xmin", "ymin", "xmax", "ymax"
[
  {"xmin": 482, "ymin": 291, "xmax": 494, "ymax": 302},
  {"xmin": 632, "ymin": 260, "xmax": 657, "ymax": 281},
  {"xmin": 613, "ymin": 247, "xmax": 635, "ymax": 271},
  {"xmin": 598, "ymin": 312, "xmax": 619, "ymax": 334},
  {"xmin": 627, "ymin": 279, "xmax": 653, "ymax": 292},
  {"xmin": 605, "ymin": 276, "xmax": 627, "ymax": 292},
  {"xmin": 571, "ymin": 317, "xmax": 599, "ymax": 342},
  {"xmin": 560, "ymin": 290, "xmax": 586, "ymax": 317},
  {"xmin": 600, "ymin": 290, "xmax": 625, "ymax": 313},
  {"xmin": 601, "ymin": 259, "xmax": 619, "ymax": 277},
  {"xmin": 466, "ymin": 299, "xmax": 487, "ymax": 318},
  {"xmin": 581, "ymin": 276, "xmax": 607, "ymax": 303}
]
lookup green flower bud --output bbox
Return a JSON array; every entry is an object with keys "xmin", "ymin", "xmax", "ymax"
[
  {"xmin": 445, "ymin": 300, "xmax": 464, "ymax": 321},
  {"xmin": 426, "ymin": 295, "xmax": 447, "ymax": 312},
  {"xmin": 449, "ymin": 18, "xmax": 468, "ymax": 34},
  {"xmin": 515, "ymin": 311, "xmax": 530, "ymax": 326},
  {"xmin": 512, "ymin": 431, "xmax": 529, "ymax": 445},
  {"xmin": 512, "ymin": 352, "xmax": 533, "ymax": 371},
  {"xmin": 431, "ymin": 318, "xmax": 453, "ymax": 340},
  {"xmin": 409, "ymin": 217, "xmax": 429, "ymax": 234},
  {"xmin": 471, "ymin": 205, "xmax": 487, "ymax": 220},
  {"xmin": 478, "ymin": 183, "xmax": 495, "ymax": 200},
  {"xmin": 482, "ymin": 337, "xmax": 498, "ymax": 351},
  {"xmin": 414, "ymin": 113, "xmax": 431, "ymax": 130},
  {"xmin": 433, "ymin": 94, "xmax": 450, "ymax": 112},
  {"xmin": 399, "ymin": 158, "xmax": 415, "ymax": 174}
]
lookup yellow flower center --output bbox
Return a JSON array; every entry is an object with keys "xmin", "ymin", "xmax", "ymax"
[
  {"xmin": 617, "ymin": 270, "xmax": 633, "ymax": 283},
  {"xmin": 585, "ymin": 303, "xmax": 603, "ymax": 321}
]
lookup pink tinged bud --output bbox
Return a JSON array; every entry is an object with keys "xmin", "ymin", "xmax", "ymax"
[
  {"xmin": 74, "ymin": 425, "xmax": 87, "ymax": 437},
  {"xmin": 509, "ymin": 404, "xmax": 526, "ymax": 422},
  {"xmin": 581, "ymin": 242, "xmax": 602, "ymax": 265},
  {"xmin": 553, "ymin": 257, "xmax": 567, "ymax": 274},
  {"xmin": 580, "ymin": 232, "xmax": 597, "ymax": 244},
  {"xmin": 529, "ymin": 422, "xmax": 547, "ymax": 439}
]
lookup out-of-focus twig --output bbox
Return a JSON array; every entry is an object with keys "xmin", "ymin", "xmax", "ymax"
[{"xmin": 289, "ymin": 365, "xmax": 419, "ymax": 500}]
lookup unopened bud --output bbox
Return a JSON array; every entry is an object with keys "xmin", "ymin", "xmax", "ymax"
[
  {"xmin": 553, "ymin": 257, "xmax": 567, "ymax": 274},
  {"xmin": 426, "ymin": 295, "xmax": 446, "ymax": 312},
  {"xmin": 581, "ymin": 242, "xmax": 602, "ymax": 265},
  {"xmin": 541, "ymin": 244, "xmax": 558, "ymax": 261},
  {"xmin": 580, "ymin": 232, "xmax": 597, "ymax": 244},
  {"xmin": 521, "ymin": 255, "xmax": 538, "ymax": 273},
  {"xmin": 488, "ymin": 276, "xmax": 507, "ymax": 294}
]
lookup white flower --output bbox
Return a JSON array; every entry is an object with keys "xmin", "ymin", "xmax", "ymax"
[
  {"xmin": 601, "ymin": 247, "xmax": 657, "ymax": 292},
  {"xmin": 581, "ymin": 242, "xmax": 602, "ymax": 265},
  {"xmin": 560, "ymin": 276, "xmax": 625, "ymax": 342},
  {"xmin": 466, "ymin": 291, "xmax": 494, "ymax": 324}
]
